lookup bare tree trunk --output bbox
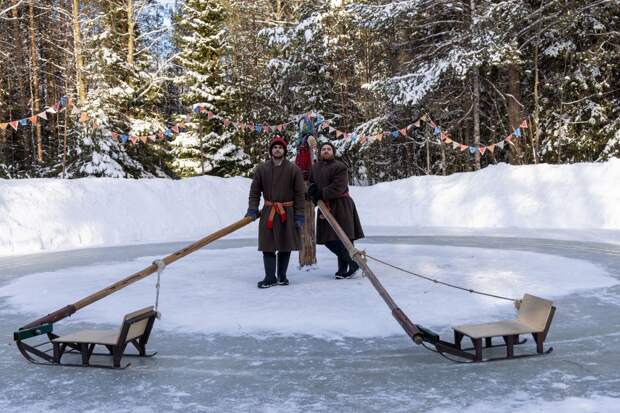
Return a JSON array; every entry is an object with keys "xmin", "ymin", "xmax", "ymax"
[
  {"xmin": 72, "ymin": 0, "xmax": 86, "ymax": 103},
  {"xmin": 28, "ymin": 0, "xmax": 42, "ymax": 163},
  {"xmin": 531, "ymin": 0, "xmax": 545, "ymax": 164},
  {"xmin": 470, "ymin": 0, "xmax": 481, "ymax": 170},
  {"xmin": 440, "ymin": 139, "xmax": 447, "ymax": 175},
  {"xmin": 127, "ymin": 0, "xmax": 134, "ymax": 65},
  {"xmin": 507, "ymin": 64, "xmax": 523, "ymax": 165},
  {"xmin": 425, "ymin": 137, "xmax": 431, "ymax": 174}
]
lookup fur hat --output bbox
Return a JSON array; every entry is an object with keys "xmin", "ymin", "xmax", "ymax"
[{"xmin": 269, "ymin": 136, "xmax": 288, "ymax": 156}]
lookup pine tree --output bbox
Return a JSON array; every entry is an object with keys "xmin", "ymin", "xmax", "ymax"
[{"xmin": 172, "ymin": 0, "xmax": 251, "ymax": 177}]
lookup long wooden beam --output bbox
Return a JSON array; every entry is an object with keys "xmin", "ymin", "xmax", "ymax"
[
  {"xmin": 316, "ymin": 200, "xmax": 423, "ymax": 344},
  {"xmin": 21, "ymin": 214, "xmax": 259, "ymax": 330}
]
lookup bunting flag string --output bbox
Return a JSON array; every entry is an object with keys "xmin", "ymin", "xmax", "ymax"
[{"xmin": 1, "ymin": 96, "xmax": 530, "ymax": 154}]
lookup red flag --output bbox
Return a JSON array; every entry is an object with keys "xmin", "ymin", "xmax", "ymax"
[
  {"xmin": 67, "ymin": 98, "xmax": 74, "ymax": 108},
  {"xmin": 171, "ymin": 125, "xmax": 180, "ymax": 134},
  {"xmin": 224, "ymin": 119, "xmax": 231, "ymax": 127},
  {"xmin": 129, "ymin": 136, "xmax": 138, "ymax": 144},
  {"xmin": 520, "ymin": 119, "xmax": 528, "ymax": 129},
  {"xmin": 263, "ymin": 125, "xmax": 271, "ymax": 134},
  {"xmin": 207, "ymin": 111, "xmax": 214, "ymax": 119},
  {"xmin": 399, "ymin": 128, "xmax": 407, "ymax": 136},
  {"xmin": 505, "ymin": 135, "xmax": 512, "ymax": 142},
  {"xmin": 158, "ymin": 133, "xmax": 165, "ymax": 141},
  {"xmin": 9, "ymin": 121, "xmax": 18, "ymax": 130},
  {"xmin": 479, "ymin": 147, "xmax": 487, "ymax": 155},
  {"xmin": 111, "ymin": 132, "xmax": 119, "ymax": 140},
  {"xmin": 92, "ymin": 122, "xmax": 99, "ymax": 129}
]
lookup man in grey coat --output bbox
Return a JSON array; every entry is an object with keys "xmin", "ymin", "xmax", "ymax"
[{"xmin": 246, "ymin": 136, "xmax": 306, "ymax": 288}]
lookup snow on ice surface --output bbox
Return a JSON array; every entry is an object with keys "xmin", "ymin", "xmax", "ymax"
[
  {"xmin": 1, "ymin": 159, "xmax": 619, "ymax": 257},
  {"xmin": 0, "ymin": 244, "xmax": 615, "ymax": 339}
]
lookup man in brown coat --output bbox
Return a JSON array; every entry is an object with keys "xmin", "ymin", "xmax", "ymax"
[
  {"xmin": 308, "ymin": 141, "xmax": 365, "ymax": 279},
  {"xmin": 246, "ymin": 136, "xmax": 306, "ymax": 288}
]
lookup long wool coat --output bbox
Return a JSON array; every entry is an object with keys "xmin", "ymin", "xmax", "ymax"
[
  {"xmin": 310, "ymin": 159, "xmax": 365, "ymax": 244},
  {"xmin": 248, "ymin": 159, "xmax": 305, "ymax": 252}
]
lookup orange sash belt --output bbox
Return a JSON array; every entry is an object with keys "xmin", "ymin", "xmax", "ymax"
[{"xmin": 264, "ymin": 200, "xmax": 294, "ymax": 229}]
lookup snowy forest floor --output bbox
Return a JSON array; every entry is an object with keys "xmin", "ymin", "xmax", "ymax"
[{"xmin": 1, "ymin": 235, "xmax": 620, "ymax": 412}]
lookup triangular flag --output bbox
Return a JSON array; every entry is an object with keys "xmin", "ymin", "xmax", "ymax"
[
  {"xmin": 413, "ymin": 119, "xmax": 421, "ymax": 128},
  {"xmin": 171, "ymin": 125, "xmax": 180, "ymax": 134},
  {"xmin": 199, "ymin": 106, "xmax": 207, "ymax": 113},
  {"xmin": 37, "ymin": 111, "xmax": 47, "ymax": 120},
  {"xmin": 9, "ymin": 121, "xmax": 18, "ymax": 130},
  {"xmin": 223, "ymin": 119, "xmax": 230, "ymax": 127},
  {"xmin": 469, "ymin": 146, "xmax": 477, "ymax": 154},
  {"xmin": 19, "ymin": 118, "xmax": 29, "ymax": 126},
  {"xmin": 193, "ymin": 106, "xmax": 201, "ymax": 113},
  {"xmin": 263, "ymin": 125, "xmax": 271, "ymax": 134},
  {"xmin": 359, "ymin": 136, "xmax": 367, "ymax": 144},
  {"xmin": 255, "ymin": 123, "xmax": 262, "ymax": 133},
  {"xmin": 158, "ymin": 133, "xmax": 164, "ymax": 141},
  {"xmin": 72, "ymin": 106, "xmax": 80, "ymax": 115},
  {"xmin": 329, "ymin": 126, "xmax": 336, "ymax": 133},
  {"xmin": 0, "ymin": 123, "xmax": 7, "ymax": 130},
  {"xmin": 459, "ymin": 144, "xmax": 468, "ymax": 152},
  {"xmin": 60, "ymin": 96, "xmax": 68, "ymax": 107},
  {"xmin": 53, "ymin": 103, "xmax": 61, "ymax": 110},
  {"xmin": 391, "ymin": 130, "xmax": 399, "ymax": 139},
  {"xmin": 92, "ymin": 122, "xmax": 99, "ymax": 129},
  {"xmin": 29, "ymin": 115, "xmax": 38, "ymax": 124},
  {"xmin": 496, "ymin": 141, "xmax": 505, "ymax": 150},
  {"xmin": 79, "ymin": 112, "xmax": 89, "ymax": 123},
  {"xmin": 452, "ymin": 141, "xmax": 460, "ymax": 149},
  {"xmin": 46, "ymin": 107, "xmax": 57, "ymax": 114},
  {"xmin": 505, "ymin": 135, "xmax": 513, "ymax": 142},
  {"xmin": 399, "ymin": 128, "xmax": 407, "ymax": 136},
  {"xmin": 111, "ymin": 132, "xmax": 119, "ymax": 140},
  {"xmin": 520, "ymin": 119, "xmax": 528, "ymax": 129},
  {"xmin": 440, "ymin": 131, "xmax": 448, "ymax": 141},
  {"xmin": 67, "ymin": 98, "xmax": 74, "ymax": 108},
  {"xmin": 336, "ymin": 130, "xmax": 343, "ymax": 138},
  {"xmin": 513, "ymin": 127, "xmax": 522, "ymax": 137},
  {"xmin": 421, "ymin": 114, "xmax": 430, "ymax": 122},
  {"xmin": 445, "ymin": 137, "xmax": 453, "ymax": 144},
  {"xmin": 488, "ymin": 144, "xmax": 495, "ymax": 153},
  {"xmin": 129, "ymin": 136, "xmax": 138, "ymax": 144},
  {"xmin": 433, "ymin": 127, "xmax": 441, "ymax": 135},
  {"xmin": 140, "ymin": 136, "xmax": 148, "ymax": 144},
  {"xmin": 233, "ymin": 122, "xmax": 240, "ymax": 129},
  {"xmin": 120, "ymin": 134, "xmax": 129, "ymax": 143},
  {"xmin": 148, "ymin": 135, "xmax": 157, "ymax": 141},
  {"xmin": 479, "ymin": 147, "xmax": 487, "ymax": 155},
  {"xmin": 207, "ymin": 111, "xmax": 214, "ymax": 119}
]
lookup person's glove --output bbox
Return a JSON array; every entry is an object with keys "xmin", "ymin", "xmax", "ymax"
[
  {"xmin": 308, "ymin": 183, "xmax": 318, "ymax": 197},
  {"xmin": 294, "ymin": 214, "xmax": 305, "ymax": 229},
  {"xmin": 245, "ymin": 209, "xmax": 258, "ymax": 219}
]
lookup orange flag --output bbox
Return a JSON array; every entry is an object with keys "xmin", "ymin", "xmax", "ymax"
[
  {"xmin": 459, "ymin": 144, "xmax": 468, "ymax": 151},
  {"xmin": 29, "ymin": 115, "xmax": 38, "ymax": 124},
  {"xmin": 488, "ymin": 144, "xmax": 495, "ymax": 153},
  {"xmin": 0, "ymin": 123, "xmax": 7, "ymax": 130},
  {"xmin": 140, "ymin": 136, "xmax": 148, "ymax": 144},
  {"xmin": 79, "ymin": 112, "xmax": 89, "ymax": 123}
]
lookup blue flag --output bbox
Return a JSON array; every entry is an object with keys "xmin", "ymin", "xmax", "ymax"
[
  {"xmin": 433, "ymin": 127, "xmax": 440, "ymax": 135},
  {"xmin": 514, "ymin": 128, "xmax": 522, "ymax": 137},
  {"xmin": 19, "ymin": 119, "xmax": 28, "ymax": 126},
  {"xmin": 469, "ymin": 146, "xmax": 477, "ymax": 154},
  {"xmin": 255, "ymin": 123, "xmax": 263, "ymax": 133},
  {"xmin": 60, "ymin": 96, "xmax": 68, "ymax": 107},
  {"xmin": 120, "ymin": 135, "xmax": 129, "ymax": 143}
]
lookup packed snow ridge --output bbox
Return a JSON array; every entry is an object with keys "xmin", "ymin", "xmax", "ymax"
[{"xmin": 0, "ymin": 159, "xmax": 619, "ymax": 256}]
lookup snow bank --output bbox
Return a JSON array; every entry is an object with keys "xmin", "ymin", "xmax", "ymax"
[
  {"xmin": 1, "ymin": 159, "xmax": 619, "ymax": 256},
  {"xmin": 0, "ymin": 244, "xmax": 615, "ymax": 338}
]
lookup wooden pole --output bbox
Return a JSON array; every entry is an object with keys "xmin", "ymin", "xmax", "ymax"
[
  {"xmin": 316, "ymin": 200, "xmax": 423, "ymax": 344},
  {"xmin": 21, "ymin": 213, "xmax": 260, "ymax": 329}
]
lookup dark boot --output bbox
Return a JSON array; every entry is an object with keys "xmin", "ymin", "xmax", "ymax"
[
  {"xmin": 276, "ymin": 251, "xmax": 291, "ymax": 285},
  {"xmin": 325, "ymin": 241, "xmax": 348, "ymax": 277},
  {"xmin": 258, "ymin": 252, "xmax": 277, "ymax": 288},
  {"xmin": 337, "ymin": 242, "xmax": 359, "ymax": 279}
]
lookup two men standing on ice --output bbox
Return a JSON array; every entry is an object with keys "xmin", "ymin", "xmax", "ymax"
[{"xmin": 246, "ymin": 136, "xmax": 364, "ymax": 288}]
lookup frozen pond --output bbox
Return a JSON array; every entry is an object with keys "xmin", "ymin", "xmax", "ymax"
[{"xmin": 1, "ymin": 236, "xmax": 619, "ymax": 412}]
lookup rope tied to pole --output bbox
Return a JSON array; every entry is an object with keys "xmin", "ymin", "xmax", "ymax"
[
  {"xmin": 152, "ymin": 259, "xmax": 166, "ymax": 319},
  {"xmin": 364, "ymin": 253, "xmax": 518, "ymax": 303}
]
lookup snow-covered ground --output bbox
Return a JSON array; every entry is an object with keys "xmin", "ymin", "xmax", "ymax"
[
  {"xmin": 0, "ymin": 244, "xmax": 616, "ymax": 339},
  {"xmin": 1, "ymin": 159, "xmax": 619, "ymax": 257},
  {"xmin": 2, "ymin": 160, "xmax": 620, "ymax": 412}
]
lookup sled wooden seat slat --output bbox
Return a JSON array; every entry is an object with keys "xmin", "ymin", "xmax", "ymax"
[
  {"xmin": 52, "ymin": 306, "xmax": 157, "ymax": 368},
  {"xmin": 453, "ymin": 294, "xmax": 555, "ymax": 361}
]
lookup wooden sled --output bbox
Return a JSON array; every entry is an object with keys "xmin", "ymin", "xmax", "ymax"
[
  {"xmin": 433, "ymin": 294, "xmax": 556, "ymax": 362},
  {"xmin": 51, "ymin": 307, "xmax": 158, "ymax": 369}
]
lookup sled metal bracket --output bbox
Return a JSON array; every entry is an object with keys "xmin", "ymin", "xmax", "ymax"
[{"xmin": 14, "ymin": 323, "xmax": 53, "ymax": 341}]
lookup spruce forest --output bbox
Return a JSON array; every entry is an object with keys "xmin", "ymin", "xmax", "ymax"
[{"xmin": 0, "ymin": 0, "xmax": 618, "ymax": 183}]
